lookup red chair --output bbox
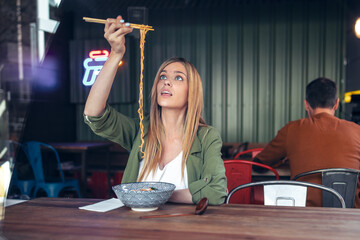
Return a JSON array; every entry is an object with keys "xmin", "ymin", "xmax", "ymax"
[
  {"xmin": 87, "ymin": 171, "xmax": 109, "ymax": 199},
  {"xmin": 111, "ymin": 171, "xmax": 124, "ymax": 186},
  {"xmin": 234, "ymin": 148, "xmax": 264, "ymax": 159},
  {"xmin": 224, "ymin": 160, "xmax": 279, "ymax": 204}
]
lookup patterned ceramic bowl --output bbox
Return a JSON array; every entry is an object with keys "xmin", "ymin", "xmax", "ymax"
[{"xmin": 112, "ymin": 182, "xmax": 176, "ymax": 212}]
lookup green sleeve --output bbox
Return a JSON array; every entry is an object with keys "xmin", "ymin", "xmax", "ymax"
[
  {"xmin": 188, "ymin": 127, "xmax": 227, "ymax": 205},
  {"xmin": 83, "ymin": 104, "xmax": 139, "ymax": 152}
]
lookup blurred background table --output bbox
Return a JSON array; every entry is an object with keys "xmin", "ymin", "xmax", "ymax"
[
  {"xmin": 49, "ymin": 142, "xmax": 113, "ymax": 196},
  {"xmin": 222, "ymin": 142, "xmax": 291, "ymax": 180}
]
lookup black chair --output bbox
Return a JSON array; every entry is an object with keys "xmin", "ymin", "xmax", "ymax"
[
  {"xmin": 225, "ymin": 180, "xmax": 345, "ymax": 208},
  {"xmin": 293, "ymin": 168, "xmax": 360, "ymax": 208}
]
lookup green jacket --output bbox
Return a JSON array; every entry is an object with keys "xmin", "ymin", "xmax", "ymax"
[{"xmin": 84, "ymin": 105, "xmax": 227, "ymax": 205}]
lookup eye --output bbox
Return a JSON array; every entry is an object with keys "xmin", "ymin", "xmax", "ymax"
[
  {"xmin": 175, "ymin": 76, "xmax": 183, "ymax": 81},
  {"xmin": 160, "ymin": 75, "xmax": 167, "ymax": 80}
]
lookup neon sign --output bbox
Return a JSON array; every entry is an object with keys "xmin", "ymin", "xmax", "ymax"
[{"xmin": 82, "ymin": 50, "xmax": 109, "ymax": 86}]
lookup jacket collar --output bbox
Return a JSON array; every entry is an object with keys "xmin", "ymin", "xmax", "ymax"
[
  {"xmin": 139, "ymin": 119, "xmax": 203, "ymax": 159},
  {"xmin": 189, "ymin": 133, "xmax": 202, "ymax": 155}
]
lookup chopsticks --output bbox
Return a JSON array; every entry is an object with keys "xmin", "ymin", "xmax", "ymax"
[{"xmin": 83, "ymin": 17, "xmax": 154, "ymax": 31}]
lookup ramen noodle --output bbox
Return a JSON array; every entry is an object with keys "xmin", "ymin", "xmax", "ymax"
[
  {"xmin": 131, "ymin": 187, "xmax": 157, "ymax": 192},
  {"xmin": 138, "ymin": 27, "xmax": 151, "ymax": 158},
  {"xmin": 82, "ymin": 17, "xmax": 153, "ymax": 159}
]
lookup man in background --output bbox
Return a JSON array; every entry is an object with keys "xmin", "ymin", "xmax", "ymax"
[{"xmin": 254, "ymin": 77, "xmax": 360, "ymax": 207}]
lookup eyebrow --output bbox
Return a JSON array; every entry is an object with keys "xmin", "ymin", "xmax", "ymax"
[{"xmin": 161, "ymin": 70, "xmax": 187, "ymax": 76}]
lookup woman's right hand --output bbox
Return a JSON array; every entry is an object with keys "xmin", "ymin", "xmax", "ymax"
[
  {"xmin": 104, "ymin": 15, "xmax": 133, "ymax": 59},
  {"xmin": 84, "ymin": 16, "xmax": 133, "ymax": 117}
]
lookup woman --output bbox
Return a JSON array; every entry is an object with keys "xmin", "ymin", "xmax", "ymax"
[{"xmin": 84, "ymin": 16, "xmax": 227, "ymax": 205}]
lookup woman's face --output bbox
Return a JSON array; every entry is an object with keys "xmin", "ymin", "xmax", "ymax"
[{"xmin": 157, "ymin": 62, "xmax": 189, "ymax": 111}]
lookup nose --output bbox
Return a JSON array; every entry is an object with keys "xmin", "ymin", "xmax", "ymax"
[{"xmin": 164, "ymin": 79, "xmax": 172, "ymax": 86}]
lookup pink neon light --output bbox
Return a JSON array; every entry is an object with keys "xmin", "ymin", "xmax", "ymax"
[{"xmin": 89, "ymin": 50, "xmax": 109, "ymax": 59}]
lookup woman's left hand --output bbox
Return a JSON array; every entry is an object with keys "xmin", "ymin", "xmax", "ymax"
[{"xmin": 168, "ymin": 189, "xmax": 193, "ymax": 204}]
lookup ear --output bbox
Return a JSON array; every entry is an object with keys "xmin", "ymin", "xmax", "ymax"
[
  {"xmin": 333, "ymin": 98, "xmax": 339, "ymax": 111},
  {"xmin": 304, "ymin": 100, "xmax": 313, "ymax": 117},
  {"xmin": 304, "ymin": 100, "xmax": 310, "ymax": 111}
]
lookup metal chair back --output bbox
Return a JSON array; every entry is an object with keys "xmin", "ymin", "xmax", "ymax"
[
  {"xmin": 225, "ymin": 180, "xmax": 346, "ymax": 208},
  {"xmin": 224, "ymin": 160, "xmax": 279, "ymax": 204},
  {"xmin": 23, "ymin": 141, "xmax": 81, "ymax": 198},
  {"xmin": 293, "ymin": 168, "xmax": 359, "ymax": 208},
  {"xmin": 8, "ymin": 140, "xmax": 36, "ymax": 198}
]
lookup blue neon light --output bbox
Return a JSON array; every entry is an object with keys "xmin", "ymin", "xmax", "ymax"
[{"xmin": 82, "ymin": 57, "xmax": 108, "ymax": 86}]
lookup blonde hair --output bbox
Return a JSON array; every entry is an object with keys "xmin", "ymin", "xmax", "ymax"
[{"xmin": 138, "ymin": 57, "xmax": 207, "ymax": 181}]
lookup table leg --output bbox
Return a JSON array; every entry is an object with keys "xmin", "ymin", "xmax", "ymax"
[
  {"xmin": 81, "ymin": 152, "xmax": 87, "ymax": 197},
  {"xmin": 106, "ymin": 150, "xmax": 111, "ymax": 197}
]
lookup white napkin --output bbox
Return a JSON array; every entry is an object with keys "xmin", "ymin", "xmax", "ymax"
[
  {"xmin": 79, "ymin": 198, "xmax": 124, "ymax": 212},
  {"xmin": 5, "ymin": 199, "xmax": 28, "ymax": 207}
]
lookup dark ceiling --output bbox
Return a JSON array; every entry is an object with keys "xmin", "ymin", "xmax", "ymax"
[
  {"xmin": 63, "ymin": 0, "xmax": 253, "ymax": 11},
  {"xmin": 59, "ymin": 0, "xmax": 360, "ymax": 20}
]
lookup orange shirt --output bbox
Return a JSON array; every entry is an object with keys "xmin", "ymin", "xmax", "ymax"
[{"xmin": 256, "ymin": 112, "xmax": 360, "ymax": 207}]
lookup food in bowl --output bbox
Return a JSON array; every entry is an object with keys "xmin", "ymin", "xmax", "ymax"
[
  {"xmin": 131, "ymin": 187, "xmax": 157, "ymax": 192},
  {"xmin": 112, "ymin": 182, "xmax": 176, "ymax": 212}
]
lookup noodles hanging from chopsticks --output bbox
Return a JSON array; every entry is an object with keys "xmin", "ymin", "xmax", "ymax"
[
  {"xmin": 137, "ymin": 28, "xmax": 150, "ymax": 158},
  {"xmin": 82, "ymin": 17, "xmax": 153, "ymax": 158}
]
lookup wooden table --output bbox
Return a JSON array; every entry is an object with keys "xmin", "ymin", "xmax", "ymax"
[
  {"xmin": 2, "ymin": 198, "xmax": 360, "ymax": 239},
  {"xmin": 49, "ymin": 142, "xmax": 113, "ymax": 196}
]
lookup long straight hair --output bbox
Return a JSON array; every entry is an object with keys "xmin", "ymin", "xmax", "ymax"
[{"xmin": 137, "ymin": 57, "xmax": 207, "ymax": 181}]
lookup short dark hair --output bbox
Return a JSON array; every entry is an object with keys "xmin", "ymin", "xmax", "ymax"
[{"xmin": 306, "ymin": 78, "xmax": 337, "ymax": 109}]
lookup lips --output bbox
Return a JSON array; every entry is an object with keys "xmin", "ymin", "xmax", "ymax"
[{"xmin": 161, "ymin": 89, "xmax": 173, "ymax": 96}]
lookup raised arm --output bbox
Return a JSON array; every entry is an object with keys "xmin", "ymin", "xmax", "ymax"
[{"xmin": 84, "ymin": 16, "xmax": 133, "ymax": 117}]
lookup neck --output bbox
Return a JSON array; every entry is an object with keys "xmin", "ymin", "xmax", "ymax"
[
  {"xmin": 307, "ymin": 108, "xmax": 335, "ymax": 118},
  {"xmin": 161, "ymin": 109, "xmax": 186, "ymax": 138}
]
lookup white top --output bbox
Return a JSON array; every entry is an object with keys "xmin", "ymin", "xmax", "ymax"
[{"xmin": 138, "ymin": 151, "xmax": 188, "ymax": 190}]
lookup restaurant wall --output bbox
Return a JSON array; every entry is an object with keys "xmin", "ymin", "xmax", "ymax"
[
  {"xmin": 345, "ymin": 0, "xmax": 360, "ymax": 123},
  {"xmin": 72, "ymin": 0, "xmax": 346, "ymax": 143}
]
